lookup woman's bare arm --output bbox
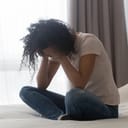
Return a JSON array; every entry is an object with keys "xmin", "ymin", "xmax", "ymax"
[
  {"xmin": 59, "ymin": 54, "xmax": 96, "ymax": 89},
  {"xmin": 37, "ymin": 56, "xmax": 60, "ymax": 90}
]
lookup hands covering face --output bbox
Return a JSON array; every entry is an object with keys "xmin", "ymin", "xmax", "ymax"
[{"xmin": 42, "ymin": 47, "xmax": 65, "ymax": 62}]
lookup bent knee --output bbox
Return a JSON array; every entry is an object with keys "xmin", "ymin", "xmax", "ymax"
[
  {"xmin": 19, "ymin": 86, "xmax": 34, "ymax": 99},
  {"xmin": 65, "ymin": 88, "xmax": 94, "ymax": 106},
  {"xmin": 66, "ymin": 88, "xmax": 84, "ymax": 99},
  {"xmin": 65, "ymin": 88, "xmax": 83, "ymax": 105}
]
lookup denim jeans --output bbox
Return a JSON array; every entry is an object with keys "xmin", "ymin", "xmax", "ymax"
[{"xmin": 19, "ymin": 86, "xmax": 118, "ymax": 120}]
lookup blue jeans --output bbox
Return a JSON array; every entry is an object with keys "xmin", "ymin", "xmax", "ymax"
[{"xmin": 19, "ymin": 86, "xmax": 118, "ymax": 120}]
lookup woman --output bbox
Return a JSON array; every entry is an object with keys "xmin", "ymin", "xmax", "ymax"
[{"xmin": 20, "ymin": 19, "xmax": 120, "ymax": 120}]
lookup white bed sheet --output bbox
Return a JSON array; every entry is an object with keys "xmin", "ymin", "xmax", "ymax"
[
  {"xmin": 0, "ymin": 103, "xmax": 128, "ymax": 128},
  {"xmin": 0, "ymin": 84, "xmax": 128, "ymax": 128}
]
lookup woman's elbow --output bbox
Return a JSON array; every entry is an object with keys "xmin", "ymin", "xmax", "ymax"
[{"xmin": 74, "ymin": 80, "xmax": 87, "ymax": 89}]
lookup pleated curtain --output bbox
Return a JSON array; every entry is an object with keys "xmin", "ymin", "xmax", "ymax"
[{"xmin": 67, "ymin": 0, "xmax": 128, "ymax": 87}]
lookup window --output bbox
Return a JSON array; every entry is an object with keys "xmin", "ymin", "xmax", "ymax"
[
  {"xmin": 124, "ymin": 0, "xmax": 128, "ymax": 35},
  {"xmin": 0, "ymin": 0, "xmax": 68, "ymax": 105}
]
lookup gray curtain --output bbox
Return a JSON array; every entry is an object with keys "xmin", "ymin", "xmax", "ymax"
[{"xmin": 67, "ymin": 0, "xmax": 128, "ymax": 88}]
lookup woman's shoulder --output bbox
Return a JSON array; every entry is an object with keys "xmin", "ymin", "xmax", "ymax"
[
  {"xmin": 76, "ymin": 32, "xmax": 102, "ymax": 46},
  {"xmin": 74, "ymin": 32, "xmax": 105, "ymax": 56},
  {"xmin": 76, "ymin": 32, "xmax": 97, "ymax": 39}
]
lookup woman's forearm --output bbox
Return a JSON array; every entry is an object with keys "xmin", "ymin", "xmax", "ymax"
[
  {"xmin": 60, "ymin": 57, "xmax": 85, "ymax": 88},
  {"xmin": 59, "ymin": 55, "xmax": 96, "ymax": 89},
  {"xmin": 36, "ymin": 56, "xmax": 49, "ymax": 89}
]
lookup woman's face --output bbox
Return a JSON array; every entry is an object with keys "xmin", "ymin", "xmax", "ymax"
[
  {"xmin": 43, "ymin": 47, "xmax": 57, "ymax": 57},
  {"xmin": 36, "ymin": 47, "xmax": 56, "ymax": 57},
  {"xmin": 42, "ymin": 47, "xmax": 64, "ymax": 59}
]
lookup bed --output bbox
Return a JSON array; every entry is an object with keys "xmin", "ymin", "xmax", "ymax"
[{"xmin": 0, "ymin": 85, "xmax": 128, "ymax": 128}]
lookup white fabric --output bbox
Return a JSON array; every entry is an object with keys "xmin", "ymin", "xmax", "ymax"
[
  {"xmin": 69, "ymin": 33, "xmax": 120, "ymax": 105},
  {"xmin": 119, "ymin": 84, "xmax": 128, "ymax": 103},
  {"xmin": 0, "ymin": 103, "xmax": 127, "ymax": 128}
]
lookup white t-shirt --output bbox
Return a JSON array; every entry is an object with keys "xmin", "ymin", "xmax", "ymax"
[{"xmin": 69, "ymin": 32, "xmax": 120, "ymax": 105}]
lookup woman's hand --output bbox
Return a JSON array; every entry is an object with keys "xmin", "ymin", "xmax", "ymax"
[{"xmin": 43, "ymin": 47, "xmax": 65, "ymax": 63}]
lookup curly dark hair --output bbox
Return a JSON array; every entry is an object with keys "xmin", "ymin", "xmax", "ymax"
[{"xmin": 21, "ymin": 19, "xmax": 76, "ymax": 70}]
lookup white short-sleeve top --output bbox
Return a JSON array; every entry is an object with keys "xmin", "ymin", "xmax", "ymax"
[{"xmin": 69, "ymin": 32, "xmax": 120, "ymax": 105}]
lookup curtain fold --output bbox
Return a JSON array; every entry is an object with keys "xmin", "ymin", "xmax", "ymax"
[{"xmin": 68, "ymin": 0, "xmax": 128, "ymax": 87}]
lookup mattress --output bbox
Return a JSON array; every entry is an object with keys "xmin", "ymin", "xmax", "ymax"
[{"xmin": 0, "ymin": 103, "xmax": 128, "ymax": 128}]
